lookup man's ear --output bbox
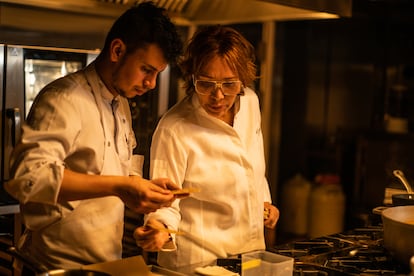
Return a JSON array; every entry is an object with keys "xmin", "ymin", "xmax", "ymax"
[{"xmin": 110, "ymin": 38, "xmax": 125, "ymax": 62}]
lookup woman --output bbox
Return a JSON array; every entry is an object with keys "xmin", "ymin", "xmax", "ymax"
[{"xmin": 134, "ymin": 25, "xmax": 279, "ymax": 269}]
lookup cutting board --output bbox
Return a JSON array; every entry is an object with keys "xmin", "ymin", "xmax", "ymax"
[
  {"xmin": 83, "ymin": 255, "xmax": 153, "ymax": 276},
  {"xmin": 83, "ymin": 255, "xmax": 186, "ymax": 276}
]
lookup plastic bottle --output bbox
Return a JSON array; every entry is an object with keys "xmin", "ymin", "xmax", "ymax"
[
  {"xmin": 307, "ymin": 174, "xmax": 345, "ymax": 238},
  {"xmin": 410, "ymin": 256, "xmax": 414, "ymax": 276},
  {"xmin": 280, "ymin": 174, "xmax": 312, "ymax": 236}
]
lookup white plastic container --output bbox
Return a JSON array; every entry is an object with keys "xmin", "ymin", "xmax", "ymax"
[
  {"xmin": 241, "ymin": 250, "xmax": 294, "ymax": 276},
  {"xmin": 307, "ymin": 174, "xmax": 345, "ymax": 238},
  {"xmin": 280, "ymin": 174, "xmax": 311, "ymax": 235}
]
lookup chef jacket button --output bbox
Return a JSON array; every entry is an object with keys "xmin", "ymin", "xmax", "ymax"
[{"xmin": 24, "ymin": 180, "xmax": 33, "ymax": 192}]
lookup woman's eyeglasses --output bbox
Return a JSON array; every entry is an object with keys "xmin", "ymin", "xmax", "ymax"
[{"xmin": 193, "ymin": 75, "xmax": 242, "ymax": 96}]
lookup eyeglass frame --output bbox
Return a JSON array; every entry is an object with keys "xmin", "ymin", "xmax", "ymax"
[{"xmin": 192, "ymin": 75, "xmax": 243, "ymax": 96}]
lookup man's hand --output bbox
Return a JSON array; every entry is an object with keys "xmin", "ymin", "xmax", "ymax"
[
  {"xmin": 118, "ymin": 176, "xmax": 179, "ymax": 214},
  {"xmin": 58, "ymin": 169, "xmax": 179, "ymax": 214}
]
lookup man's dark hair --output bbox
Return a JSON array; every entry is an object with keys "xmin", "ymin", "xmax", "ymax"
[{"xmin": 102, "ymin": 1, "xmax": 183, "ymax": 64}]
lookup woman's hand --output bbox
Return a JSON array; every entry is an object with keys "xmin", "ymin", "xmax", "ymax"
[
  {"xmin": 133, "ymin": 218, "xmax": 172, "ymax": 252},
  {"xmin": 264, "ymin": 202, "xmax": 279, "ymax": 229}
]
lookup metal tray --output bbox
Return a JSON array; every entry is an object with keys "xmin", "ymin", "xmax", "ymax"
[{"xmin": 148, "ymin": 265, "xmax": 188, "ymax": 276}]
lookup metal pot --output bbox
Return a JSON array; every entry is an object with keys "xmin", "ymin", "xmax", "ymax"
[
  {"xmin": 392, "ymin": 193, "xmax": 414, "ymax": 206},
  {"xmin": 381, "ymin": 206, "xmax": 414, "ymax": 268}
]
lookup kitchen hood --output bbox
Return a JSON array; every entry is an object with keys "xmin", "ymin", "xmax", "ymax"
[
  {"xmin": 0, "ymin": 0, "xmax": 350, "ymax": 33},
  {"xmin": 0, "ymin": 0, "xmax": 352, "ymax": 49}
]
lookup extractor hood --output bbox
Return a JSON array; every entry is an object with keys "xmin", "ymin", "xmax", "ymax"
[
  {"xmin": 0, "ymin": 0, "xmax": 350, "ymax": 32},
  {"xmin": 0, "ymin": 0, "xmax": 351, "ymax": 49}
]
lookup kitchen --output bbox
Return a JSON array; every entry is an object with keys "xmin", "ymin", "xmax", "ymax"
[{"xmin": 1, "ymin": 0, "xmax": 414, "ymax": 275}]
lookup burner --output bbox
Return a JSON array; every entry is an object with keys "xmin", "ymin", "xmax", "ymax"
[
  {"xmin": 294, "ymin": 262, "xmax": 351, "ymax": 276},
  {"xmin": 272, "ymin": 226, "xmax": 410, "ymax": 275}
]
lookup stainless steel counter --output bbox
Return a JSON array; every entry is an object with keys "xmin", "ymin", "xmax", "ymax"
[
  {"xmin": 0, "ymin": 186, "xmax": 19, "ymax": 215},
  {"xmin": 0, "ymin": 204, "xmax": 19, "ymax": 215}
]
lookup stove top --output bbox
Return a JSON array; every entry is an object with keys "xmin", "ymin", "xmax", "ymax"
[{"xmin": 269, "ymin": 226, "xmax": 410, "ymax": 275}]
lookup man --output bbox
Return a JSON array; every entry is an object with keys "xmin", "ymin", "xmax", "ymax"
[{"xmin": 5, "ymin": 1, "xmax": 183, "ymax": 270}]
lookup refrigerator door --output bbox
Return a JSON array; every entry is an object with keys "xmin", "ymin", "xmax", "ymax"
[
  {"xmin": 1, "ymin": 44, "xmax": 20, "ymax": 213},
  {"xmin": 1, "ymin": 44, "xmax": 4, "ymax": 181},
  {"xmin": 2, "ymin": 45, "xmax": 23, "ymax": 182}
]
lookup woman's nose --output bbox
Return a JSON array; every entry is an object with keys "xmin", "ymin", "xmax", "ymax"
[{"xmin": 211, "ymin": 86, "xmax": 225, "ymax": 99}]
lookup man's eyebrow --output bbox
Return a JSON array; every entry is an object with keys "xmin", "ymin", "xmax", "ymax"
[{"xmin": 144, "ymin": 63, "xmax": 165, "ymax": 73}]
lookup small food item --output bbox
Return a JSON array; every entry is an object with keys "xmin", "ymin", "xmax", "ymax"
[
  {"xmin": 172, "ymin": 187, "xmax": 201, "ymax": 198},
  {"xmin": 263, "ymin": 207, "xmax": 270, "ymax": 220},
  {"xmin": 195, "ymin": 265, "xmax": 239, "ymax": 276}
]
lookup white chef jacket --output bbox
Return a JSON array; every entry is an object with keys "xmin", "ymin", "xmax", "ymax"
[
  {"xmin": 5, "ymin": 63, "xmax": 142, "ymax": 269},
  {"xmin": 146, "ymin": 87, "xmax": 271, "ymax": 269}
]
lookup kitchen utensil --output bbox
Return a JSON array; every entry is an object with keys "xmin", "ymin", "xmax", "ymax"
[
  {"xmin": 8, "ymin": 247, "xmax": 111, "ymax": 276},
  {"xmin": 392, "ymin": 170, "xmax": 413, "ymax": 193},
  {"xmin": 392, "ymin": 170, "xmax": 414, "ymax": 206},
  {"xmin": 381, "ymin": 206, "xmax": 414, "ymax": 268},
  {"xmin": 392, "ymin": 193, "xmax": 414, "ymax": 206}
]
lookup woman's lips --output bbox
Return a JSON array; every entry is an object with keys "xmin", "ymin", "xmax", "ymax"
[
  {"xmin": 207, "ymin": 104, "xmax": 224, "ymax": 113},
  {"xmin": 206, "ymin": 105, "xmax": 228, "ymax": 118}
]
